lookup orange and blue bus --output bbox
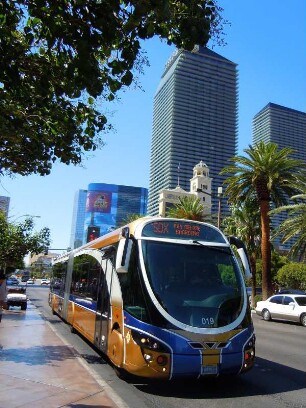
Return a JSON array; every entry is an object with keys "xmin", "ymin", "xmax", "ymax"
[{"xmin": 49, "ymin": 217, "xmax": 255, "ymax": 380}]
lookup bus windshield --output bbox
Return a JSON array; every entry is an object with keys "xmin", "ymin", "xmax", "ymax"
[{"xmin": 141, "ymin": 240, "xmax": 244, "ymax": 329}]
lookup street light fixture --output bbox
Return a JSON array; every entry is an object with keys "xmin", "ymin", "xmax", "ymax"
[{"xmin": 217, "ymin": 187, "xmax": 223, "ymax": 229}]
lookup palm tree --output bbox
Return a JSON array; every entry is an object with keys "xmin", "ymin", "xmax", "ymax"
[
  {"xmin": 270, "ymin": 193, "xmax": 306, "ymax": 261},
  {"xmin": 223, "ymin": 196, "xmax": 261, "ymax": 305},
  {"xmin": 118, "ymin": 213, "xmax": 143, "ymax": 227},
  {"xmin": 220, "ymin": 141, "xmax": 306, "ymax": 299},
  {"xmin": 166, "ymin": 195, "xmax": 208, "ymax": 221}
]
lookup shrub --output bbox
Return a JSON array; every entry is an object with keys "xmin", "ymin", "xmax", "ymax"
[
  {"xmin": 277, "ymin": 263, "xmax": 306, "ymax": 291},
  {"xmin": 253, "ymin": 294, "xmax": 262, "ymax": 307}
]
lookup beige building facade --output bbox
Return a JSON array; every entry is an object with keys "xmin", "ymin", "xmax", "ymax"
[{"xmin": 158, "ymin": 161, "xmax": 213, "ymax": 217}]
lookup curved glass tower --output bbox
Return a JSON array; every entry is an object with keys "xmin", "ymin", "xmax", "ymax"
[{"xmin": 147, "ymin": 47, "xmax": 238, "ymax": 216}]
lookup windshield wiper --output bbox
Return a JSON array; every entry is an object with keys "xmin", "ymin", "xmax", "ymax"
[{"xmin": 192, "ymin": 240, "xmax": 231, "ymax": 254}]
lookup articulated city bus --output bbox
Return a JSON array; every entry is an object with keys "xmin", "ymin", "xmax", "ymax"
[{"xmin": 49, "ymin": 217, "xmax": 255, "ymax": 380}]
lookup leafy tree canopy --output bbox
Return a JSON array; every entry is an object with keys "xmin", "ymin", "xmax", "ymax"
[
  {"xmin": 270, "ymin": 193, "xmax": 306, "ymax": 261},
  {"xmin": 277, "ymin": 262, "xmax": 306, "ymax": 292},
  {"xmin": 0, "ymin": 0, "xmax": 225, "ymax": 176},
  {"xmin": 221, "ymin": 141, "xmax": 306, "ymax": 299},
  {"xmin": 255, "ymin": 251, "xmax": 289, "ymax": 285},
  {"xmin": 166, "ymin": 195, "xmax": 207, "ymax": 221},
  {"xmin": 223, "ymin": 196, "xmax": 260, "ymax": 254},
  {"xmin": 0, "ymin": 212, "xmax": 51, "ymax": 275},
  {"xmin": 118, "ymin": 213, "xmax": 143, "ymax": 227}
]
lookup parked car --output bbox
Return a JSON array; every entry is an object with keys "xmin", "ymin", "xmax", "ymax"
[
  {"xmin": 246, "ymin": 287, "xmax": 262, "ymax": 304},
  {"xmin": 40, "ymin": 279, "xmax": 50, "ymax": 285},
  {"xmin": 255, "ymin": 294, "xmax": 306, "ymax": 327},
  {"xmin": 5, "ymin": 286, "xmax": 27, "ymax": 310},
  {"xmin": 6, "ymin": 277, "xmax": 19, "ymax": 286},
  {"xmin": 278, "ymin": 288, "xmax": 306, "ymax": 295},
  {"xmin": 26, "ymin": 279, "xmax": 35, "ymax": 285}
]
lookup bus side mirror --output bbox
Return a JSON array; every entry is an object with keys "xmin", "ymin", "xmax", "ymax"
[
  {"xmin": 228, "ymin": 236, "xmax": 252, "ymax": 279},
  {"xmin": 116, "ymin": 228, "xmax": 132, "ymax": 273},
  {"xmin": 237, "ymin": 248, "xmax": 252, "ymax": 279}
]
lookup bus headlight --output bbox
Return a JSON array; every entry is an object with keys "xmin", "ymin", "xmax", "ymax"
[
  {"xmin": 131, "ymin": 330, "xmax": 169, "ymax": 353},
  {"xmin": 144, "ymin": 353, "xmax": 153, "ymax": 362}
]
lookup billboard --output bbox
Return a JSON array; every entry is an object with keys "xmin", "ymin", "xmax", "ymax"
[
  {"xmin": 82, "ymin": 184, "xmax": 147, "ymax": 244},
  {"xmin": 86, "ymin": 192, "xmax": 112, "ymax": 213}
]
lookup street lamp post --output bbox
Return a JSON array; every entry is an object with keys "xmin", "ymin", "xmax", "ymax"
[{"xmin": 217, "ymin": 187, "xmax": 223, "ymax": 229}]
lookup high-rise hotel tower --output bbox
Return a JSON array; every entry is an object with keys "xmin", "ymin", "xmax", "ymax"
[
  {"xmin": 147, "ymin": 46, "xmax": 238, "ymax": 215},
  {"xmin": 253, "ymin": 103, "xmax": 306, "ymax": 161},
  {"xmin": 253, "ymin": 103, "xmax": 306, "ymax": 251}
]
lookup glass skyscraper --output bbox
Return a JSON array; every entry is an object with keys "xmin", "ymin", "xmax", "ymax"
[
  {"xmin": 147, "ymin": 46, "xmax": 238, "ymax": 216},
  {"xmin": 0, "ymin": 195, "xmax": 10, "ymax": 218},
  {"xmin": 70, "ymin": 189, "xmax": 87, "ymax": 249},
  {"xmin": 70, "ymin": 183, "xmax": 148, "ymax": 248},
  {"xmin": 253, "ymin": 103, "xmax": 306, "ymax": 161},
  {"xmin": 253, "ymin": 102, "xmax": 306, "ymax": 251}
]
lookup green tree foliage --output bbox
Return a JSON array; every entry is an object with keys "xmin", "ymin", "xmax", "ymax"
[
  {"xmin": 277, "ymin": 262, "xmax": 306, "ymax": 291},
  {"xmin": 0, "ymin": 0, "xmax": 226, "ymax": 176},
  {"xmin": 118, "ymin": 213, "xmax": 144, "ymax": 227},
  {"xmin": 256, "ymin": 251, "xmax": 289, "ymax": 286},
  {"xmin": 166, "ymin": 195, "xmax": 207, "ymax": 221},
  {"xmin": 0, "ymin": 212, "xmax": 50, "ymax": 275},
  {"xmin": 221, "ymin": 141, "xmax": 306, "ymax": 299},
  {"xmin": 270, "ymin": 193, "xmax": 306, "ymax": 261},
  {"xmin": 222, "ymin": 197, "xmax": 261, "ymax": 305}
]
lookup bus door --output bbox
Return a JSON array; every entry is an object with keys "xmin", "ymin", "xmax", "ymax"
[
  {"xmin": 104, "ymin": 248, "xmax": 125, "ymax": 368},
  {"xmin": 94, "ymin": 257, "xmax": 110, "ymax": 353}
]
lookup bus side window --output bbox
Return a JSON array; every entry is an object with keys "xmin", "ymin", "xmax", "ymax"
[
  {"xmin": 71, "ymin": 255, "xmax": 101, "ymax": 300},
  {"xmin": 117, "ymin": 245, "xmax": 149, "ymax": 322},
  {"xmin": 51, "ymin": 262, "xmax": 67, "ymax": 295}
]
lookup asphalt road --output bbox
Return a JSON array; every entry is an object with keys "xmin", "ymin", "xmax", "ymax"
[{"xmin": 27, "ymin": 286, "xmax": 306, "ymax": 408}]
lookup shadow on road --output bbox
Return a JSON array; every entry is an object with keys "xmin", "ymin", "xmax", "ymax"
[{"xmin": 131, "ymin": 357, "xmax": 306, "ymax": 399}]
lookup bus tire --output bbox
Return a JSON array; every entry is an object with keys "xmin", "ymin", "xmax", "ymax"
[
  {"xmin": 301, "ymin": 313, "xmax": 306, "ymax": 327},
  {"xmin": 262, "ymin": 309, "xmax": 271, "ymax": 321}
]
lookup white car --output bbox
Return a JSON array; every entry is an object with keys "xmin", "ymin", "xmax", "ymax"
[
  {"xmin": 255, "ymin": 294, "xmax": 306, "ymax": 327},
  {"xmin": 40, "ymin": 279, "xmax": 50, "ymax": 285},
  {"xmin": 26, "ymin": 279, "xmax": 35, "ymax": 285},
  {"xmin": 6, "ymin": 286, "xmax": 27, "ymax": 310}
]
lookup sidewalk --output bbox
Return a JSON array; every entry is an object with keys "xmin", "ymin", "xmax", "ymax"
[{"xmin": 0, "ymin": 302, "xmax": 127, "ymax": 408}]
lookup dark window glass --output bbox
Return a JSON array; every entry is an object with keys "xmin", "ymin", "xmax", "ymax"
[
  {"xmin": 283, "ymin": 296, "xmax": 294, "ymax": 305},
  {"xmin": 270, "ymin": 296, "xmax": 283, "ymax": 304},
  {"xmin": 71, "ymin": 254, "xmax": 101, "ymax": 300},
  {"xmin": 141, "ymin": 240, "xmax": 243, "ymax": 328},
  {"xmin": 295, "ymin": 297, "xmax": 306, "ymax": 306},
  {"xmin": 51, "ymin": 262, "xmax": 67, "ymax": 296},
  {"xmin": 117, "ymin": 244, "xmax": 149, "ymax": 322}
]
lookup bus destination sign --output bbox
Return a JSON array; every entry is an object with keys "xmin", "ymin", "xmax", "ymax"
[{"xmin": 142, "ymin": 220, "xmax": 226, "ymax": 243}]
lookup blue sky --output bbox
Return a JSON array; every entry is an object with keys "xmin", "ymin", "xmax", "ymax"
[{"xmin": 1, "ymin": 0, "xmax": 306, "ymax": 251}]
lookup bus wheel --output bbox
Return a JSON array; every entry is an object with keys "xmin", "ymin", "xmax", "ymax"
[
  {"xmin": 301, "ymin": 313, "xmax": 306, "ymax": 327},
  {"xmin": 262, "ymin": 309, "xmax": 271, "ymax": 321}
]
